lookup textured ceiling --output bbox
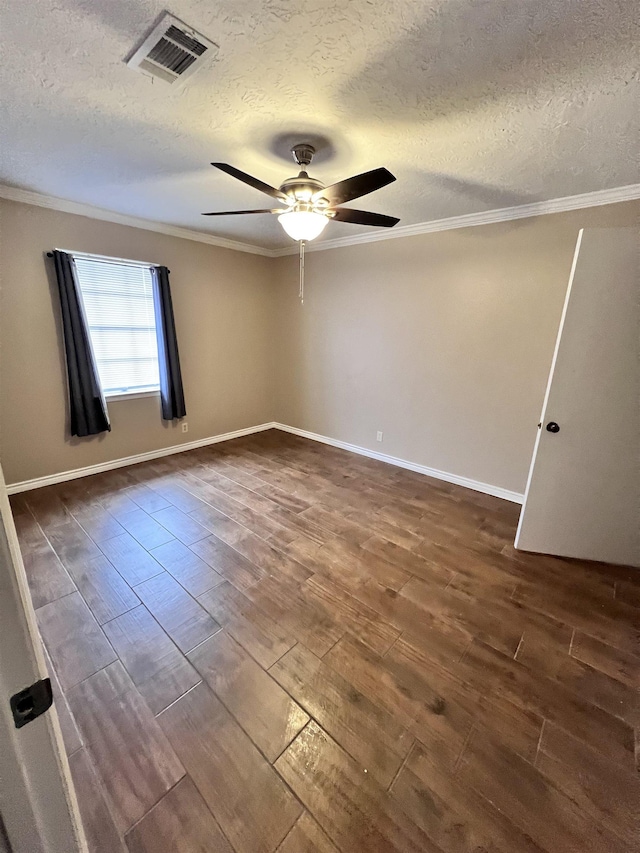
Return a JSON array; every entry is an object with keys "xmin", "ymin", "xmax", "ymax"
[{"xmin": 1, "ymin": 0, "xmax": 638, "ymax": 249}]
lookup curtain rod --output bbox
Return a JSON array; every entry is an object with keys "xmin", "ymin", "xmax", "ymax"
[{"xmin": 46, "ymin": 249, "xmax": 168, "ymax": 271}]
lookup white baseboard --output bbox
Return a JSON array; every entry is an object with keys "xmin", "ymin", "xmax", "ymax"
[
  {"xmin": 6, "ymin": 420, "xmax": 524, "ymax": 504},
  {"xmin": 5, "ymin": 423, "xmax": 276, "ymax": 494},
  {"xmin": 274, "ymin": 422, "xmax": 524, "ymax": 504}
]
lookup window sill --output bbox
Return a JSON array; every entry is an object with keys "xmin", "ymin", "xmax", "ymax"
[{"xmin": 105, "ymin": 390, "xmax": 160, "ymax": 402}]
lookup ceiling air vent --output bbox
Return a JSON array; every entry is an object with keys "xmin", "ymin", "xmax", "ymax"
[{"xmin": 126, "ymin": 13, "xmax": 218, "ymax": 84}]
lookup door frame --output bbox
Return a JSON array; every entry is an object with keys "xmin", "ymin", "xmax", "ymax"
[{"xmin": 0, "ymin": 463, "xmax": 87, "ymax": 853}]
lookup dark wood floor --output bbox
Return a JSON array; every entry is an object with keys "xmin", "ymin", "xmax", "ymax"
[{"xmin": 10, "ymin": 430, "xmax": 640, "ymax": 853}]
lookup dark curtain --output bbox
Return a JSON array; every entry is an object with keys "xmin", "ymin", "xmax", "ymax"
[
  {"xmin": 52, "ymin": 251, "xmax": 111, "ymax": 437},
  {"xmin": 152, "ymin": 266, "xmax": 186, "ymax": 420}
]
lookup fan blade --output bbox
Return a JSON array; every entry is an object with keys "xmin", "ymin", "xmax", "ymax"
[
  {"xmin": 314, "ymin": 167, "xmax": 395, "ymax": 205},
  {"xmin": 331, "ymin": 208, "xmax": 400, "ymax": 227},
  {"xmin": 202, "ymin": 209, "xmax": 282, "ymax": 216},
  {"xmin": 211, "ymin": 163, "xmax": 288, "ymax": 201}
]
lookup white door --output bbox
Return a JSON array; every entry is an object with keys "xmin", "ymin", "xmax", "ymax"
[
  {"xmin": 0, "ymin": 464, "xmax": 87, "ymax": 852},
  {"xmin": 515, "ymin": 227, "xmax": 640, "ymax": 568}
]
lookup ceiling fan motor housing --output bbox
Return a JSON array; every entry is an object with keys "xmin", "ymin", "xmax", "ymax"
[
  {"xmin": 279, "ymin": 172, "xmax": 326, "ymax": 205},
  {"xmin": 291, "ymin": 143, "xmax": 315, "ymax": 167}
]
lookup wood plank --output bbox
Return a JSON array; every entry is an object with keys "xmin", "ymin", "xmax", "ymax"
[
  {"xmin": 332, "ymin": 576, "xmax": 473, "ymax": 666},
  {"xmin": 180, "ymin": 473, "xmax": 289, "ymax": 541},
  {"xmin": 570, "ymin": 630, "xmax": 640, "ymax": 689},
  {"xmin": 362, "ymin": 535, "xmax": 454, "ymax": 585},
  {"xmin": 270, "ymin": 643, "xmax": 413, "ymax": 787},
  {"xmin": 146, "ymin": 479, "xmax": 210, "ymax": 514},
  {"xmin": 188, "ymin": 631, "xmax": 309, "ymax": 761},
  {"xmin": 510, "ymin": 621, "xmax": 573, "ymax": 674},
  {"xmin": 190, "ymin": 535, "xmax": 265, "ymax": 590},
  {"xmin": 200, "ymin": 456, "xmax": 272, "ymax": 491},
  {"xmin": 462, "ymin": 640, "xmax": 636, "ymax": 771},
  {"xmin": 614, "ymin": 577, "xmax": 640, "ymax": 609},
  {"xmin": 151, "ymin": 506, "xmax": 211, "ymax": 545},
  {"xmin": 150, "ymin": 539, "xmax": 224, "ymax": 597},
  {"xmin": 99, "ymin": 533, "xmax": 164, "ymax": 586},
  {"xmin": 395, "ymin": 636, "xmax": 544, "ymax": 764},
  {"xmin": 353, "ymin": 508, "xmax": 433, "ymax": 551},
  {"xmin": 266, "ymin": 534, "xmax": 324, "ymax": 572},
  {"xmin": 69, "ymin": 748, "xmax": 127, "ymax": 853},
  {"xmin": 43, "ymin": 644, "xmax": 82, "ymax": 756},
  {"xmin": 24, "ymin": 486, "xmax": 74, "ymax": 532},
  {"xmin": 97, "ymin": 490, "xmax": 141, "ymax": 520},
  {"xmin": 46, "ymin": 517, "xmax": 103, "ymax": 569},
  {"xmin": 158, "ymin": 682, "xmax": 302, "ymax": 853},
  {"xmin": 72, "ymin": 505, "xmax": 126, "ymax": 543},
  {"xmin": 265, "ymin": 505, "xmax": 334, "ymax": 546},
  {"xmin": 67, "ymin": 661, "xmax": 185, "ymax": 834},
  {"xmin": 257, "ymin": 482, "xmax": 313, "ymax": 514},
  {"xmin": 305, "ymin": 574, "xmax": 400, "ymax": 655},
  {"xmin": 244, "ymin": 573, "xmax": 345, "ymax": 658},
  {"xmin": 114, "ymin": 508, "xmax": 175, "ymax": 550},
  {"xmin": 400, "ymin": 576, "xmax": 523, "ymax": 657},
  {"xmin": 276, "ymin": 813, "xmax": 340, "ymax": 853},
  {"xmin": 275, "ymin": 721, "xmax": 441, "ymax": 853},
  {"xmin": 513, "ymin": 581, "xmax": 640, "ymax": 657},
  {"xmin": 123, "ymin": 482, "xmax": 172, "ymax": 514},
  {"xmin": 103, "ymin": 605, "xmax": 201, "ymax": 715},
  {"xmin": 56, "ymin": 476, "xmax": 106, "ymax": 512},
  {"xmin": 125, "ymin": 776, "xmax": 234, "ymax": 853},
  {"xmin": 66, "ymin": 657, "xmax": 131, "ymax": 712},
  {"xmin": 19, "ymin": 534, "xmax": 76, "ymax": 609},
  {"xmin": 198, "ymin": 581, "xmax": 297, "ymax": 669},
  {"xmin": 226, "ymin": 529, "xmax": 313, "ymax": 584},
  {"xmin": 194, "ymin": 466, "xmax": 282, "ymax": 514},
  {"xmin": 325, "ymin": 635, "xmax": 474, "ymax": 772},
  {"xmin": 311, "ymin": 537, "xmax": 412, "ymax": 591},
  {"xmin": 375, "ymin": 589, "xmax": 473, "ymax": 659},
  {"xmin": 298, "ymin": 504, "xmax": 372, "ymax": 546},
  {"xmin": 458, "ymin": 728, "xmax": 627, "ymax": 853},
  {"xmin": 391, "ymin": 743, "xmax": 546, "ymax": 853},
  {"xmin": 10, "ymin": 497, "xmax": 42, "ymax": 545},
  {"xmin": 188, "ymin": 501, "xmax": 254, "ymax": 544},
  {"xmin": 64, "ymin": 553, "xmax": 140, "ymax": 625},
  {"xmin": 517, "ymin": 631, "xmax": 640, "ymax": 726},
  {"xmin": 36, "ymin": 592, "xmax": 116, "ymax": 690},
  {"xmin": 135, "ymin": 572, "xmax": 221, "ymax": 653},
  {"xmin": 536, "ymin": 722, "xmax": 640, "ymax": 849}
]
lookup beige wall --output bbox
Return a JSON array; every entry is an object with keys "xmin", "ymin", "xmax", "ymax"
[
  {"xmin": 2, "ymin": 196, "xmax": 638, "ymax": 494},
  {"xmin": 0, "ymin": 199, "xmax": 275, "ymax": 484},
  {"xmin": 272, "ymin": 201, "xmax": 640, "ymax": 495}
]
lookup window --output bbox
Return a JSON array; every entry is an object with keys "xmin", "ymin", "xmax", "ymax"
[{"xmin": 73, "ymin": 254, "xmax": 160, "ymax": 397}]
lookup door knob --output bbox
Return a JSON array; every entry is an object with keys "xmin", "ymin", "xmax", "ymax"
[{"xmin": 546, "ymin": 422, "xmax": 560, "ymax": 433}]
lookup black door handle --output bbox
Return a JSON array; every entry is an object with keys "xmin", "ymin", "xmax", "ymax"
[{"xmin": 546, "ymin": 422, "xmax": 560, "ymax": 433}]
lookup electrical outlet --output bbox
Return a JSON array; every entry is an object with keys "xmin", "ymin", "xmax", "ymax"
[
  {"xmin": 181, "ymin": 423, "xmax": 189, "ymax": 433},
  {"xmin": 376, "ymin": 431, "xmax": 383, "ymax": 442}
]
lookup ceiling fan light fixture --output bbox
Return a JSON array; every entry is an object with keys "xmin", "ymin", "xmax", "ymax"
[{"xmin": 278, "ymin": 210, "xmax": 329, "ymax": 242}]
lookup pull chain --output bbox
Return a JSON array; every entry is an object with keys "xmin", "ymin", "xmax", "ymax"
[{"xmin": 299, "ymin": 240, "xmax": 306, "ymax": 304}]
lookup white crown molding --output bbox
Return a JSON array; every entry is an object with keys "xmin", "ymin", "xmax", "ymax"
[
  {"xmin": 270, "ymin": 183, "xmax": 640, "ymax": 256},
  {"xmin": 274, "ymin": 423, "xmax": 524, "ymax": 503},
  {"xmin": 2, "ymin": 181, "xmax": 638, "ymax": 260},
  {"xmin": 0, "ymin": 185, "xmax": 273, "ymax": 257},
  {"xmin": 5, "ymin": 422, "xmax": 275, "ymax": 494}
]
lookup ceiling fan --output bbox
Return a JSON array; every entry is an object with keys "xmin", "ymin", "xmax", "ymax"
[{"xmin": 203, "ymin": 143, "xmax": 400, "ymax": 242}]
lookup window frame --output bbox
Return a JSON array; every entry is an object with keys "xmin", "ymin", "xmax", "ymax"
[
  {"xmin": 69, "ymin": 250, "xmax": 163, "ymax": 401},
  {"xmin": 105, "ymin": 389, "xmax": 161, "ymax": 402}
]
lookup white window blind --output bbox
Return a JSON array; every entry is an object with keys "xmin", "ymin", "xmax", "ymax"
[{"xmin": 73, "ymin": 255, "xmax": 160, "ymax": 397}]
